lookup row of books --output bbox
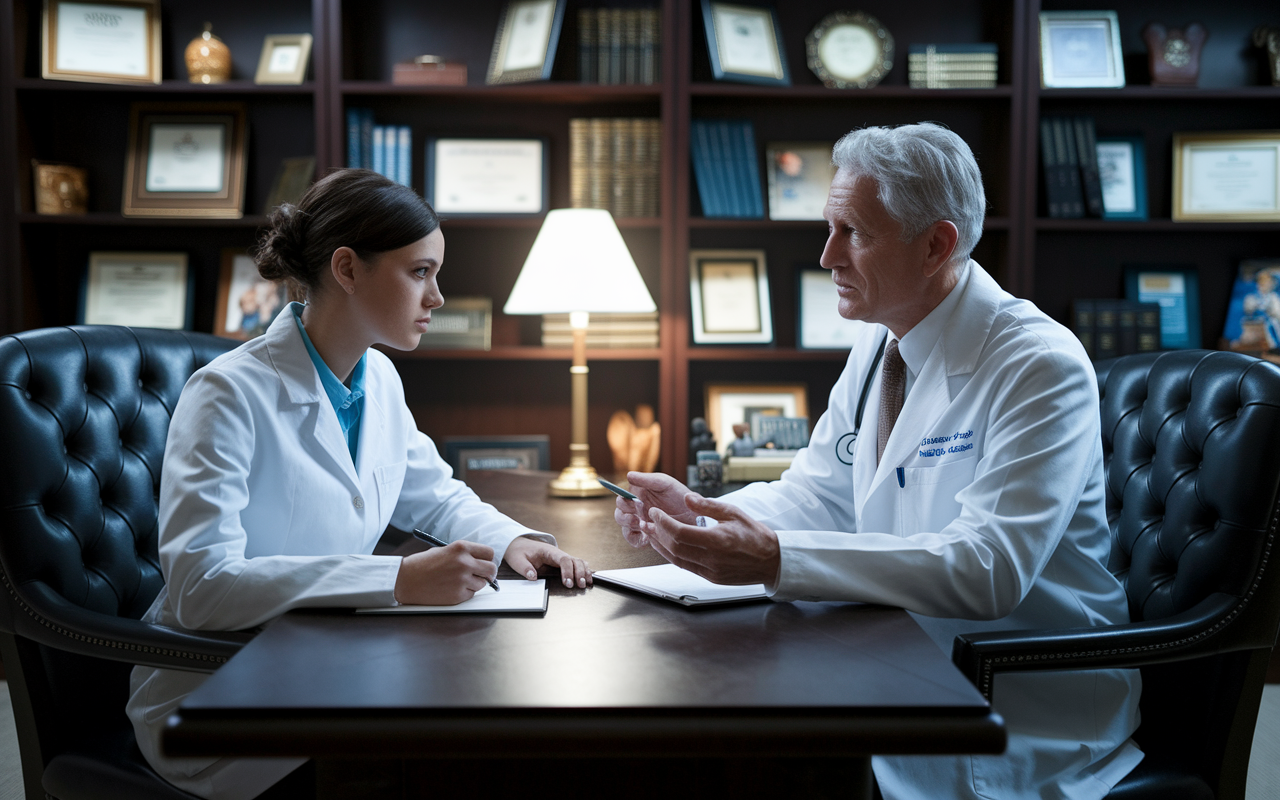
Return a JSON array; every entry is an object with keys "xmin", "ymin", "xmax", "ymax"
[
  {"xmin": 345, "ymin": 109, "xmax": 411, "ymax": 186},
  {"xmin": 907, "ymin": 44, "xmax": 998, "ymax": 89},
  {"xmin": 578, "ymin": 7, "xmax": 661, "ymax": 85},
  {"xmin": 541, "ymin": 312, "xmax": 659, "ymax": 348},
  {"xmin": 1071, "ymin": 299, "xmax": 1162, "ymax": 360},
  {"xmin": 569, "ymin": 118, "xmax": 661, "ymax": 218},
  {"xmin": 690, "ymin": 119, "xmax": 764, "ymax": 219},
  {"xmin": 1041, "ymin": 116, "xmax": 1104, "ymax": 219}
]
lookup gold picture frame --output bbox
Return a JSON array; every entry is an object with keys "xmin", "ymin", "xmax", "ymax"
[
  {"xmin": 214, "ymin": 249, "xmax": 297, "ymax": 340},
  {"xmin": 254, "ymin": 33, "xmax": 313, "ymax": 85},
  {"xmin": 123, "ymin": 102, "xmax": 248, "ymax": 218},
  {"xmin": 485, "ymin": 0, "xmax": 566, "ymax": 85},
  {"xmin": 1172, "ymin": 132, "xmax": 1280, "ymax": 222},
  {"xmin": 704, "ymin": 383, "xmax": 808, "ymax": 457},
  {"xmin": 41, "ymin": 0, "xmax": 161, "ymax": 85},
  {"xmin": 689, "ymin": 249, "xmax": 773, "ymax": 344}
]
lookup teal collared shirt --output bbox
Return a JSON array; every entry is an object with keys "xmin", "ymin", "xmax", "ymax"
[{"xmin": 291, "ymin": 303, "xmax": 366, "ymax": 467}]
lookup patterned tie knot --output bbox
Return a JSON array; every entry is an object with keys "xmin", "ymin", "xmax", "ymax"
[{"xmin": 877, "ymin": 338, "xmax": 906, "ymax": 465}]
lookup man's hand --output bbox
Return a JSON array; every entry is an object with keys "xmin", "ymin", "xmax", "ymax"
[
  {"xmin": 503, "ymin": 536, "xmax": 592, "ymax": 589},
  {"xmin": 613, "ymin": 471, "xmax": 698, "ymax": 547},
  {"xmin": 647, "ymin": 493, "xmax": 781, "ymax": 587},
  {"xmin": 394, "ymin": 540, "xmax": 497, "ymax": 605}
]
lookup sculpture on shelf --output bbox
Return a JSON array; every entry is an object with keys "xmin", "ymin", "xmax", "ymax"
[
  {"xmin": 1142, "ymin": 22, "xmax": 1207, "ymax": 87},
  {"xmin": 689, "ymin": 417, "xmax": 715, "ymax": 464},
  {"xmin": 606, "ymin": 404, "xmax": 661, "ymax": 476},
  {"xmin": 1256, "ymin": 27, "xmax": 1280, "ymax": 86},
  {"xmin": 186, "ymin": 23, "xmax": 232, "ymax": 84}
]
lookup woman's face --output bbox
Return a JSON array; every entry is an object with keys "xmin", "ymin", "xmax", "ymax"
[{"xmin": 353, "ymin": 228, "xmax": 445, "ymax": 351}]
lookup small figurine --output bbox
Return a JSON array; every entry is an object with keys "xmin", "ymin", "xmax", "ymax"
[
  {"xmin": 689, "ymin": 417, "xmax": 715, "ymax": 464},
  {"xmin": 1142, "ymin": 23, "xmax": 1207, "ymax": 87},
  {"xmin": 186, "ymin": 23, "xmax": 232, "ymax": 84},
  {"xmin": 726, "ymin": 422, "xmax": 757, "ymax": 458},
  {"xmin": 1256, "ymin": 27, "xmax": 1280, "ymax": 87},
  {"xmin": 606, "ymin": 404, "xmax": 661, "ymax": 475}
]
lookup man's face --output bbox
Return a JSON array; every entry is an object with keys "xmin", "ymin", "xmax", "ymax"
[{"xmin": 820, "ymin": 171, "xmax": 935, "ymax": 332}]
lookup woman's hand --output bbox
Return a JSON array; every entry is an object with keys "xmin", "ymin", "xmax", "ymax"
[
  {"xmin": 394, "ymin": 540, "xmax": 497, "ymax": 606},
  {"xmin": 503, "ymin": 537, "xmax": 592, "ymax": 589}
]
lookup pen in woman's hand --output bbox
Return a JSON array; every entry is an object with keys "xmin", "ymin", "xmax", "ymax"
[{"xmin": 412, "ymin": 529, "xmax": 500, "ymax": 592}]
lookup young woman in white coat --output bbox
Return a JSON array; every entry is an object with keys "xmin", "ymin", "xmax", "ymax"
[{"xmin": 127, "ymin": 169, "xmax": 592, "ymax": 800}]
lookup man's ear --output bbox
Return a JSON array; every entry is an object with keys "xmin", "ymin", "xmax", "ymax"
[
  {"xmin": 922, "ymin": 220, "xmax": 960, "ymax": 278},
  {"xmin": 331, "ymin": 247, "xmax": 358, "ymax": 295}
]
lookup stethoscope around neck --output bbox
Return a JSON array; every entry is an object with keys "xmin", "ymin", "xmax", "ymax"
[{"xmin": 835, "ymin": 333, "xmax": 889, "ymax": 466}]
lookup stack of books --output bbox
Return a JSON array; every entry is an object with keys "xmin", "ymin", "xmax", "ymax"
[
  {"xmin": 1041, "ymin": 116, "xmax": 1104, "ymax": 219},
  {"xmin": 907, "ymin": 44, "xmax": 998, "ymax": 88},
  {"xmin": 569, "ymin": 118, "xmax": 661, "ymax": 218},
  {"xmin": 1071, "ymin": 299, "xmax": 1162, "ymax": 360},
  {"xmin": 541, "ymin": 312, "xmax": 659, "ymax": 348},
  {"xmin": 345, "ymin": 108, "xmax": 411, "ymax": 187},
  {"xmin": 578, "ymin": 7, "xmax": 661, "ymax": 84},
  {"xmin": 690, "ymin": 119, "xmax": 764, "ymax": 219}
]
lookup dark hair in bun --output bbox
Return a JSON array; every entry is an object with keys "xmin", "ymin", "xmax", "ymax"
[{"xmin": 254, "ymin": 169, "xmax": 440, "ymax": 294}]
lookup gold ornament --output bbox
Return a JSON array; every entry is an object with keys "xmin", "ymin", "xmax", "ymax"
[{"xmin": 185, "ymin": 23, "xmax": 232, "ymax": 84}]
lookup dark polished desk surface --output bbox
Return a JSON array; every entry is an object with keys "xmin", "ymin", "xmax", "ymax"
[{"xmin": 164, "ymin": 471, "xmax": 1004, "ymax": 763}]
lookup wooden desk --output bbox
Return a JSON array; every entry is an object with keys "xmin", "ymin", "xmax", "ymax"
[{"xmin": 163, "ymin": 471, "xmax": 1005, "ymax": 799}]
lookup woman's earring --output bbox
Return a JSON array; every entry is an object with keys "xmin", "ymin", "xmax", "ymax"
[{"xmin": 346, "ymin": 285, "xmax": 354, "ymax": 295}]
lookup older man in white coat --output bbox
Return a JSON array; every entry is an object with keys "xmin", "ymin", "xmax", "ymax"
[{"xmin": 616, "ymin": 123, "xmax": 1143, "ymax": 799}]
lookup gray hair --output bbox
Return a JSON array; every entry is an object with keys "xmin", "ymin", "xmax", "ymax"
[{"xmin": 831, "ymin": 123, "xmax": 985, "ymax": 265}]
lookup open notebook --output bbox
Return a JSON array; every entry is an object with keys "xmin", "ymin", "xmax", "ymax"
[
  {"xmin": 593, "ymin": 564, "xmax": 768, "ymax": 607},
  {"xmin": 355, "ymin": 579, "xmax": 547, "ymax": 614}
]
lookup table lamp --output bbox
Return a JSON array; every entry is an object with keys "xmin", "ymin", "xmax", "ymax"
[{"xmin": 504, "ymin": 209, "xmax": 656, "ymax": 497}]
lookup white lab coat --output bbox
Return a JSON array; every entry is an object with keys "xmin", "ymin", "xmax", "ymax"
[
  {"xmin": 127, "ymin": 308, "xmax": 550, "ymax": 800},
  {"xmin": 725, "ymin": 263, "xmax": 1143, "ymax": 800}
]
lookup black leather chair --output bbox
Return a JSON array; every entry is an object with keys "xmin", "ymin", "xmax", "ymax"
[
  {"xmin": 953, "ymin": 349, "xmax": 1280, "ymax": 800},
  {"xmin": 0, "ymin": 326, "xmax": 252, "ymax": 800}
]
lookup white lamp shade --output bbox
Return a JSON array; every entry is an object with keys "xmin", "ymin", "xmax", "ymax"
[{"xmin": 503, "ymin": 209, "xmax": 657, "ymax": 315}]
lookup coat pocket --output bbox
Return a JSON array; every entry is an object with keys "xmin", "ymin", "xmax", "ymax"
[
  {"xmin": 898, "ymin": 456, "xmax": 977, "ymax": 536},
  {"xmin": 373, "ymin": 460, "xmax": 407, "ymax": 525}
]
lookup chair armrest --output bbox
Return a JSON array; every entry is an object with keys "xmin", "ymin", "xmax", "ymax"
[
  {"xmin": 952, "ymin": 593, "xmax": 1250, "ymax": 700},
  {"xmin": 4, "ymin": 578, "xmax": 251, "ymax": 673}
]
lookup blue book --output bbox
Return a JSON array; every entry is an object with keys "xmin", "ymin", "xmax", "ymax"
[
  {"xmin": 386, "ymin": 126, "xmax": 399, "ymax": 181},
  {"xmin": 346, "ymin": 108, "xmax": 362, "ymax": 168},
  {"xmin": 716, "ymin": 121, "xmax": 743, "ymax": 217},
  {"xmin": 737, "ymin": 120, "xmax": 764, "ymax": 218},
  {"xmin": 397, "ymin": 126, "xmax": 411, "ymax": 186},
  {"xmin": 372, "ymin": 126, "xmax": 385, "ymax": 176},
  {"xmin": 690, "ymin": 121, "xmax": 721, "ymax": 217},
  {"xmin": 360, "ymin": 110, "xmax": 374, "ymax": 170}
]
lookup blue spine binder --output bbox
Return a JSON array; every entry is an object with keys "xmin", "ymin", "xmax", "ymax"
[
  {"xmin": 690, "ymin": 121, "xmax": 721, "ymax": 217},
  {"xmin": 346, "ymin": 108, "xmax": 362, "ymax": 168},
  {"xmin": 397, "ymin": 126, "xmax": 411, "ymax": 186},
  {"xmin": 360, "ymin": 110, "xmax": 374, "ymax": 170},
  {"xmin": 738, "ymin": 120, "xmax": 764, "ymax": 218},
  {"xmin": 716, "ymin": 121, "xmax": 743, "ymax": 217},
  {"xmin": 372, "ymin": 126, "xmax": 385, "ymax": 176}
]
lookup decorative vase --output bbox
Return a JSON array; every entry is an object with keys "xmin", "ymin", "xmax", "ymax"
[{"xmin": 185, "ymin": 23, "xmax": 231, "ymax": 84}]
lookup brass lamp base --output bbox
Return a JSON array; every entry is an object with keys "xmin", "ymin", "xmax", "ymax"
[{"xmin": 548, "ymin": 464, "xmax": 611, "ymax": 498}]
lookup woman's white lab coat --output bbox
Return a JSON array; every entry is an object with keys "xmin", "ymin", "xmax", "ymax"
[
  {"xmin": 726, "ymin": 263, "xmax": 1143, "ymax": 800},
  {"xmin": 127, "ymin": 308, "xmax": 548, "ymax": 800}
]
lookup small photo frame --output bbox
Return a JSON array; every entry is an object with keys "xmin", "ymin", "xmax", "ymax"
[
  {"xmin": 123, "ymin": 102, "xmax": 248, "ymax": 218},
  {"xmin": 1221, "ymin": 259, "xmax": 1280, "ymax": 359},
  {"xmin": 426, "ymin": 137, "xmax": 548, "ymax": 216},
  {"xmin": 1039, "ymin": 11, "xmax": 1125, "ymax": 88},
  {"xmin": 42, "ymin": 0, "xmax": 161, "ymax": 85},
  {"xmin": 700, "ymin": 0, "xmax": 790, "ymax": 86},
  {"xmin": 443, "ymin": 435, "xmax": 551, "ymax": 481},
  {"xmin": 214, "ymin": 249, "xmax": 295, "ymax": 340},
  {"xmin": 264, "ymin": 156, "xmax": 316, "ymax": 211},
  {"xmin": 416, "ymin": 297, "xmax": 493, "ymax": 350},
  {"xmin": 704, "ymin": 383, "xmax": 808, "ymax": 456},
  {"xmin": 1124, "ymin": 265, "xmax": 1201, "ymax": 349},
  {"xmin": 1172, "ymin": 132, "xmax": 1280, "ymax": 222},
  {"xmin": 1096, "ymin": 136, "xmax": 1148, "ymax": 220},
  {"xmin": 765, "ymin": 142, "xmax": 835, "ymax": 221},
  {"xmin": 255, "ymin": 33, "xmax": 313, "ymax": 85},
  {"xmin": 797, "ymin": 267, "xmax": 871, "ymax": 349},
  {"xmin": 81, "ymin": 252, "xmax": 192, "ymax": 329},
  {"xmin": 689, "ymin": 249, "xmax": 772, "ymax": 345},
  {"xmin": 485, "ymin": 0, "xmax": 567, "ymax": 84}
]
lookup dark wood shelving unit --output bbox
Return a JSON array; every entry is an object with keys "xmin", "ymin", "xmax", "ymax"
[{"xmin": 3, "ymin": 0, "xmax": 1277, "ymax": 475}]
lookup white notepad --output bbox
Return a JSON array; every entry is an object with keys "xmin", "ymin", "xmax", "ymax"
[
  {"xmin": 593, "ymin": 564, "xmax": 768, "ymax": 607},
  {"xmin": 355, "ymin": 580, "xmax": 547, "ymax": 614}
]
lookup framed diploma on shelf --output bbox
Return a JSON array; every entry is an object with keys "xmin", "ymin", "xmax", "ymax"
[
  {"xmin": 700, "ymin": 0, "xmax": 790, "ymax": 86},
  {"xmin": 81, "ymin": 252, "xmax": 192, "ymax": 329},
  {"xmin": 797, "ymin": 268, "xmax": 870, "ymax": 349},
  {"xmin": 1172, "ymin": 132, "xmax": 1280, "ymax": 222},
  {"xmin": 485, "ymin": 0, "xmax": 566, "ymax": 84},
  {"xmin": 426, "ymin": 138, "xmax": 548, "ymax": 216},
  {"xmin": 123, "ymin": 103, "xmax": 248, "ymax": 218},
  {"xmin": 42, "ymin": 0, "xmax": 161, "ymax": 85},
  {"xmin": 689, "ymin": 249, "xmax": 772, "ymax": 345}
]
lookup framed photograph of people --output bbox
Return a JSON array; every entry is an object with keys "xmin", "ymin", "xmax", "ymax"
[
  {"xmin": 704, "ymin": 383, "xmax": 808, "ymax": 456},
  {"xmin": 485, "ymin": 0, "xmax": 566, "ymax": 84},
  {"xmin": 765, "ymin": 142, "xmax": 835, "ymax": 221},
  {"xmin": 700, "ymin": 0, "xmax": 790, "ymax": 86},
  {"xmin": 443, "ymin": 436, "xmax": 551, "ymax": 481},
  {"xmin": 1038, "ymin": 11, "xmax": 1125, "ymax": 88},
  {"xmin": 42, "ymin": 0, "xmax": 161, "ymax": 85},
  {"xmin": 1172, "ymin": 132, "xmax": 1280, "ymax": 222},
  {"xmin": 426, "ymin": 137, "xmax": 548, "ymax": 216},
  {"xmin": 689, "ymin": 249, "xmax": 773, "ymax": 344},
  {"xmin": 214, "ymin": 250, "xmax": 295, "ymax": 341},
  {"xmin": 81, "ymin": 252, "xmax": 191, "ymax": 329},
  {"xmin": 255, "ymin": 34, "xmax": 313, "ymax": 84},
  {"xmin": 1123, "ymin": 265, "xmax": 1201, "ymax": 349},
  {"xmin": 1221, "ymin": 259, "xmax": 1280, "ymax": 358},
  {"xmin": 797, "ymin": 267, "xmax": 871, "ymax": 349},
  {"xmin": 1096, "ymin": 136, "xmax": 1148, "ymax": 220},
  {"xmin": 123, "ymin": 103, "xmax": 248, "ymax": 218}
]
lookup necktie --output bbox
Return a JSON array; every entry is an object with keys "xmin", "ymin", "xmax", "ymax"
[{"xmin": 877, "ymin": 338, "xmax": 905, "ymax": 465}]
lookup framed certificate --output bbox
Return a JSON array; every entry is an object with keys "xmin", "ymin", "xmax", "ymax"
[
  {"xmin": 689, "ymin": 249, "xmax": 772, "ymax": 345},
  {"xmin": 426, "ymin": 137, "xmax": 548, "ymax": 215},
  {"xmin": 443, "ymin": 436, "xmax": 550, "ymax": 481},
  {"xmin": 1039, "ymin": 11, "xmax": 1125, "ymax": 88},
  {"xmin": 805, "ymin": 11, "xmax": 894, "ymax": 89},
  {"xmin": 704, "ymin": 383, "xmax": 807, "ymax": 456},
  {"xmin": 700, "ymin": 0, "xmax": 790, "ymax": 86},
  {"xmin": 123, "ymin": 103, "xmax": 248, "ymax": 218},
  {"xmin": 255, "ymin": 34, "xmax": 313, "ymax": 85},
  {"xmin": 1124, "ymin": 266, "xmax": 1201, "ymax": 349},
  {"xmin": 765, "ymin": 141, "xmax": 835, "ymax": 220},
  {"xmin": 797, "ymin": 268, "xmax": 871, "ymax": 349},
  {"xmin": 485, "ymin": 0, "xmax": 566, "ymax": 84},
  {"xmin": 82, "ymin": 252, "xmax": 191, "ymax": 329},
  {"xmin": 1096, "ymin": 136, "xmax": 1148, "ymax": 220},
  {"xmin": 1172, "ymin": 132, "xmax": 1280, "ymax": 222},
  {"xmin": 42, "ymin": 0, "xmax": 161, "ymax": 85},
  {"xmin": 214, "ymin": 250, "xmax": 294, "ymax": 341}
]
